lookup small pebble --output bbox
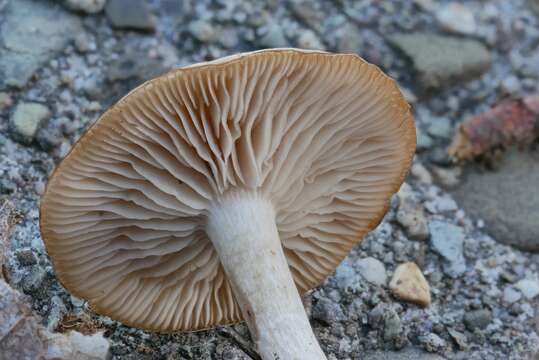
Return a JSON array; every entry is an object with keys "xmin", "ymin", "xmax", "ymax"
[
  {"xmin": 514, "ymin": 278, "xmax": 539, "ymax": 300},
  {"xmin": 419, "ymin": 333, "xmax": 447, "ymax": 352},
  {"xmin": 389, "ymin": 262, "xmax": 432, "ymax": 307},
  {"xmin": 463, "ymin": 309, "xmax": 492, "ymax": 330},
  {"xmin": 0, "ymin": 92, "xmax": 13, "ymax": 110},
  {"xmin": 503, "ymin": 286, "xmax": 522, "ymax": 303},
  {"xmin": 297, "ymin": 30, "xmax": 325, "ymax": 50},
  {"xmin": 436, "ymin": 2, "xmax": 477, "ymax": 35},
  {"xmin": 411, "ymin": 163, "xmax": 433, "ymax": 184},
  {"xmin": 10, "ymin": 102, "xmax": 51, "ymax": 144},
  {"xmin": 356, "ymin": 257, "xmax": 387, "ymax": 286}
]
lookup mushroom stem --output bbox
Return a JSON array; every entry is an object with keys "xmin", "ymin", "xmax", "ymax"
[{"xmin": 207, "ymin": 193, "xmax": 327, "ymax": 360}]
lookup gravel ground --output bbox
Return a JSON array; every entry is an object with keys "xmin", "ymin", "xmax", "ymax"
[{"xmin": 1, "ymin": 0, "xmax": 539, "ymax": 359}]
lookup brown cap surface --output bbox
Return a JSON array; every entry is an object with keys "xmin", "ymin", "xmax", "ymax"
[{"xmin": 40, "ymin": 49, "xmax": 416, "ymax": 332}]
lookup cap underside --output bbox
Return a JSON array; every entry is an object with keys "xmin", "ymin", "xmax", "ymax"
[{"xmin": 40, "ymin": 49, "xmax": 415, "ymax": 332}]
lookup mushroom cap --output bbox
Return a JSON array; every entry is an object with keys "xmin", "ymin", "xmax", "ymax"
[{"xmin": 40, "ymin": 48, "xmax": 416, "ymax": 332}]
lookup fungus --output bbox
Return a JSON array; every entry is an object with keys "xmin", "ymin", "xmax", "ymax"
[{"xmin": 40, "ymin": 48, "xmax": 415, "ymax": 359}]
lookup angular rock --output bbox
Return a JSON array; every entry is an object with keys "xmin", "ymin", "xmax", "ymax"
[
  {"xmin": 447, "ymin": 328, "xmax": 468, "ymax": 350},
  {"xmin": 452, "ymin": 149, "xmax": 539, "ymax": 252},
  {"xmin": 10, "ymin": 102, "xmax": 50, "ymax": 144},
  {"xmin": 0, "ymin": 279, "xmax": 110, "ymax": 360},
  {"xmin": 312, "ymin": 298, "xmax": 346, "ymax": 324},
  {"xmin": 503, "ymin": 286, "xmax": 522, "ymax": 304},
  {"xmin": 0, "ymin": 279, "xmax": 47, "ymax": 358},
  {"xmin": 64, "ymin": 0, "xmax": 106, "ymax": 14},
  {"xmin": 334, "ymin": 261, "xmax": 361, "ymax": 291},
  {"xmin": 105, "ymin": 0, "xmax": 155, "ymax": 31},
  {"xmin": 45, "ymin": 331, "xmax": 111, "ymax": 360},
  {"xmin": 356, "ymin": 257, "xmax": 387, "ymax": 286},
  {"xmin": 396, "ymin": 184, "xmax": 429, "ymax": 241},
  {"xmin": 389, "ymin": 262, "xmax": 431, "ymax": 307},
  {"xmin": 424, "ymin": 194, "xmax": 458, "ymax": 214},
  {"xmin": 0, "ymin": 0, "xmax": 82, "ymax": 89},
  {"xmin": 419, "ymin": 333, "xmax": 447, "ymax": 353},
  {"xmin": 388, "ymin": 33, "xmax": 491, "ymax": 90},
  {"xmin": 429, "ymin": 221, "xmax": 466, "ymax": 277}
]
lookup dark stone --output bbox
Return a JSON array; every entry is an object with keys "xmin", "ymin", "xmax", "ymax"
[
  {"xmin": 463, "ymin": 309, "xmax": 493, "ymax": 330},
  {"xmin": 452, "ymin": 149, "xmax": 539, "ymax": 252},
  {"xmin": 105, "ymin": 0, "xmax": 155, "ymax": 31}
]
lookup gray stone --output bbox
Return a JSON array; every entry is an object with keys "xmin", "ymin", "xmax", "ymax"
[
  {"xmin": 530, "ymin": 0, "xmax": 539, "ymax": 16},
  {"xmin": 419, "ymin": 333, "xmax": 447, "ymax": 352},
  {"xmin": 447, "ymin": 327, "xmax": 468, "ymax": 350},
  {"xmin": 45, "ymin": 331, "xmax": 111, "ymax": 360},
  {"xmin": 427, "ymin": 117, "xmax": 452, "ymax": 139},
  {"xmin": 297, "ymin": 30, "xmax": 325, "ymax": 50},
  {"xmin": 368, "ymin": 303, "xmax": 386, "ymax": 328},
  {"xmin": 383, "ymin": 308, "xmax": 403, "ymax": 341},
  {"xmin": 432, "ymin": 166, "xmax": 461, "ymax": 189},
  {"xmin": 416, "ymin": 127, "xmax": 434, "ymax": 151},
  {"xmin": 463, "ymin": 309, "xmax": 492, "ymax": 330},
  {"xmin": 0, "ymin": 92, "xmax": 13, "ymax": 111},
  {"xmin": 258, "ymin": 24, "xmax": 289, "ymax": 48},
  {"xmin": 0, "ymin": 0, "xmax": 82, "ymax": 89},
  {"xmin": 411, "ymin": 163, "xmax": 433, "ymax": 184},
  {"xmin": 396, "ymin": 184, "xmax": 429, "ymax": 241},
  {"xmin": 64, "ymin": 0, "xmax": 106, "ymax": 14},
  {"xmin": 501, "ymin": 75, "xmax": 521, "ymax": 95},
  {"xmin": 10, "ymin": 102, "xmax": 51, "ymax": 144},
  {"xmin": 312, "ymin": 298, "xmax": 346, "ymax": 324},
  {"xmin": 106, "ymin": 48, "xmax": 166, "ymax": 84},
  {"xmin": 334, "ymin": 261, "xmax": 360, "ymax": 290},
  {"xmin": 46, "ymin": 296, "xmax": 67, "ymax": 330},
  {"xmin": 436, "ymin": 3, "xmax": 477, "ymax": 35},
  {"xmin": 20, "ymin": 264, "xmax": 47, "ymax": 293},
  {"xmin": 429, "ymin": 220, "xmax": 466, "ymax": 277},
  {"xmin": 515, "ymin": 278, "xmax": 539, "ymax": 300},
  {"xmin": 503, "ymin": 286, "xmax": 522, "ymax": 303},
  {"xmin": 74, "ymin": 32, "xmax": 96, "ymax": 53},
  {"xmin": 388, "ymin": 33, "xmax": 491, "ymax": 90},
  {"xmin": 105, "ymin": 0, "xmax": 155, "ymax": 31},
  {"xmin": 452, "ymin": 149, "xmax": 539, "ymax": 251},
  {"xmin": 0, "ymin": 279, "xmax": 46, "ymax": 358},
  {"xmin": 188, "ymin": 20, "xmax": 217, "ymax": 43},
  {"xmin": 363, "ymin": 348, "xmax": 445, "ymax": 360},
  {"xmin": 511, "ymin": 50, "xmax": 539, "ymax": 79},
  {"xmin": 424, "ymin": 195, "xmax": 458, "ymax": 213},
  {"xmin": 336, "ymin": 23, "xmax": 363, "ymax": 53},
  {"xmin": 356, "ymin": 257, "xmax": 387, "ymax": 286}
]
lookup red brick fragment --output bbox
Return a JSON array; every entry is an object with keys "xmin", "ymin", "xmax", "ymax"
[{"xmin": 448, "ymin": 95, "xmax": 539, "ymax": 161}]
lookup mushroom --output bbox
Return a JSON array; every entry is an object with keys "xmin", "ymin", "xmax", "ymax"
[{"xmin": 40, "ymin": 48, "xmax": 415, "ymax": 359}]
